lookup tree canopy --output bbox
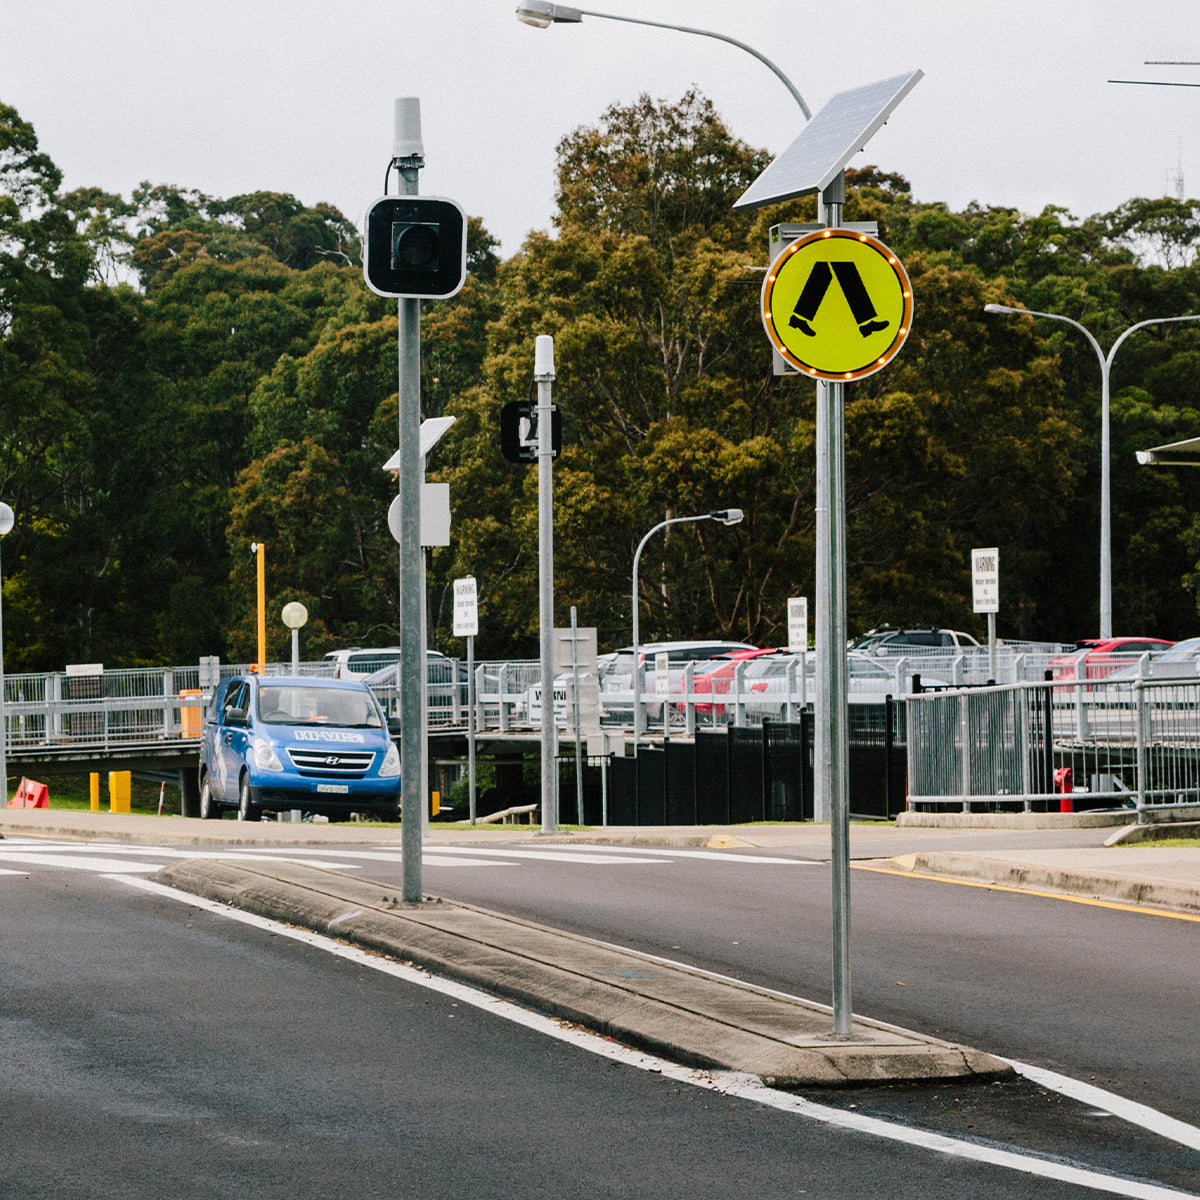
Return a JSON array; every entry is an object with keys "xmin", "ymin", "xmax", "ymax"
[{"xmin": 3, "ymin": 94, "xmax": 1200, "ymax": 672}]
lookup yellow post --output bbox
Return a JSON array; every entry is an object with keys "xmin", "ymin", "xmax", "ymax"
[
  {"xmin": 90, "ymin": 773, "xmax": 100, "ymax": 811},
  {"xmin": 251, "ymin": 541, "xmax": 266, "ymax": 670},
  {"xmin": 431, "ymin": 790, "xmax": 440, "ymax": 817},
  {"xmin": 108, "ymin": 770, "xmax": 131, "ymax": 814}
]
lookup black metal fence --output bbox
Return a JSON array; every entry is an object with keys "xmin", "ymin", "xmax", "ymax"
[{"xmin": 558, "ymin": 702, "xmax": 907, "ymax": 826}]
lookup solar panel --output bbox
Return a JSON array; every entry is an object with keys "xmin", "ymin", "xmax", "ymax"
[{"xmin": 734, "ymin": 70, "xmax": 923, "ymax": 210}]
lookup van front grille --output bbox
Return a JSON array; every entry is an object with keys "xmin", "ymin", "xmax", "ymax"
[{"xmin": 287, "ymin": 748, "xmax": 375, "ymax": 776}]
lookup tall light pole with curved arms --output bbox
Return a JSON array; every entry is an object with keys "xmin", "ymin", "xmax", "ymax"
[
  {"xmin": 985, "ymin": 304, "xmax": 1200, "ymax": 640},
  {"xmin": 631, "ymin": 508, "xmax": 744, "ymax": 749},
  {"xmin": 515, "ymin": 2, "xmax": 812, "ymax": 118}
]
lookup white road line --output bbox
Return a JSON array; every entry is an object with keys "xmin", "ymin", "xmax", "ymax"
[
  {"xmin": 429, "ymin": 844, "xmax": 812, "ymax": 865},
  {"xmin": 116, "ymin": 873, "xmax": 1200, "ymax": 1200},
  {"xmin": 0, "ymin": 846, "xmax": 358, "ymax": 872},
  {"xmin": 426, "ymin": 848, "xmax": 673, "ymax": 865},
  {"xmin": 417, "ymin": 855, "xmax": 518, "ymax": 868},
  {"xmin": 1002, "ymin": 1058, "xmax": 1200, "ymax": 1153},
  {"xmin": 0, "ymin": 851, "xmax": 167, "ymax": 873}
]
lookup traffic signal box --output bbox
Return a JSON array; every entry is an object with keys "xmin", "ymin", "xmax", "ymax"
[
  {"xmin": 363, "ymin": 195, "xmax": 467, "ymax": 299},
  {"xmin": 500, "ymin": 401, "xmax": 562, "ymax": 464}
]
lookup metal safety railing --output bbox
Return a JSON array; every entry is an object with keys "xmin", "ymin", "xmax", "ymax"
[
  {"xmin": 906, "ymin": 675, "xmax": 1200, "ymax": 819},
  {"xmin": 0, "ymin": 650, "xmax": 1073, "ymax": 753}
]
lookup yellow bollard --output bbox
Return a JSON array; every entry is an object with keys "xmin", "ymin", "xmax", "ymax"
[
  {"xmin": 431, "ymin": 790, "xmax": 440, "ymax": 817},
  {"xmin": 108, "ymin": 770, "xmax": 131, "ymax": 814},
  {"xmin": 90, "ymin": 773, "xmax": 100, "ymax": 812}
]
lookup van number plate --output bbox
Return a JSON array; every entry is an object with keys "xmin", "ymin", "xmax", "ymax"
[{"xmin": 317, "ymin": 784, "xmax": 350, "ymax": 794}]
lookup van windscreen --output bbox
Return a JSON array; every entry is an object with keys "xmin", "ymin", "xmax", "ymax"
[{"xmin": 258, "ymin": 687, "xmax": 381, "ymax": 728}]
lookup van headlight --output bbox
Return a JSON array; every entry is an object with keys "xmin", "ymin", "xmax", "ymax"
[
  {"xmin": 379, "ymin": 741, "xmax": 401, "ymax": 778},
  {"xmin": 251, "ymin": 738, "xmax": 284, "ymax": 772}
]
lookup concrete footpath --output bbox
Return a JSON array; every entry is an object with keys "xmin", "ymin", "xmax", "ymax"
[{"xmin": 3, "ymin": 806, "xmax": 1199, "ymax": 1088}]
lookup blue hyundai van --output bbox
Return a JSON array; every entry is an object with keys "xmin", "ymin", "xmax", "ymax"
[{"xmin": 198, "ymin": 674, "xmax": 402, "ymax": 821}]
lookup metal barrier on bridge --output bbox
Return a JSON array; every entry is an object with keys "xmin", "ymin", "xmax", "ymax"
[{"xmin": 906, "ymin": 675, "xmax": 1200, "ymax": 819}]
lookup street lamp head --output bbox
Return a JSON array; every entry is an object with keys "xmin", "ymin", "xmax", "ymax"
[
  {"xmin": 710, "ymin": 508, "xmax": 744, "ymax": 526},
  {"xmin": 984, "ymin": 303, "xmax": 1025, "ymax": 316},
  {"xmin": 281, "ymin": 601, "xmax": 309, "ymax": 630},
  {"xmin": 516, "ymin": 1, "xmax": 582, "ymax": 26}
]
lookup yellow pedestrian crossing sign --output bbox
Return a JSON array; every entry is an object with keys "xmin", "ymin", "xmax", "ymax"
[{"xmin": 762, "ymin": 229, "xmax": 912, "ymax": 381}]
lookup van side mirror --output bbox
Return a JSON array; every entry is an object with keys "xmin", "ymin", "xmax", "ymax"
[
  {"xmin": 387, "ymin": 717, "xmax": 402, "ymax": 737},
  {"xmin": 226, "ymin": 707, "xmax": 248, "ymax": 725}
]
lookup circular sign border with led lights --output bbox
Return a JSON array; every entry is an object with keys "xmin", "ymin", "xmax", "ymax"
[{"xmin": 762, "ymin": 228, "xmax": 913, "ymax": 381}]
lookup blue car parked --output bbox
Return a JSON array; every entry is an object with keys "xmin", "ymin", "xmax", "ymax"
[{"xmin": 198, "ymin": 674, "xmax": 402, "ymax": 822}]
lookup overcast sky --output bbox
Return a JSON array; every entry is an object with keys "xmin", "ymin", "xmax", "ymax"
[{"xmin": 3, "ymin": 1, "xmax": 1198, "ymax": 259}]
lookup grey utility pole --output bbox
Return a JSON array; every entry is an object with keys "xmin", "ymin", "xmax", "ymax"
[
  {"xmin": 535, "ymin": 335, "xmax": 558, "ymax": 833},
  {"xmin": 0, "ymin": 503, "xmax": 12, "ymax": 806},
  {"xmin": 394, "ymin": 97, "xmax": 426, "ymax": 903},
  {"xmin": 815, "ymin": 172, "xmax": 852, "ymax": 1039}
]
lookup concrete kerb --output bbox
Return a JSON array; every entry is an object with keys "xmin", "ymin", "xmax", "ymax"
[
  {"xmin": 153, "ymin": 857, "xmax": 1011, "ymax": 1089},
  {"xmin": 869, "ymin": 849, "xmax": 1200, "ymax": 916}
]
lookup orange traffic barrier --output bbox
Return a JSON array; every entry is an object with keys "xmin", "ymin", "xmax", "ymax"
[
  {"xmin": 9, "ymin": 777, "xmax": 49, "ymax": 809},
  {"xmin": 179, "ymin": 689, "xmax": 203, "ymax": 737}
]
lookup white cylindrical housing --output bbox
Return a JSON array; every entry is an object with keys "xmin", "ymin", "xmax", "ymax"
[
  {"xmin": 534, "ymin": 334, "xmax": 555, "ymax": 380},
  {"xmin": 393, "ymin": 97, "xmax": 423, "ymax": 160}
]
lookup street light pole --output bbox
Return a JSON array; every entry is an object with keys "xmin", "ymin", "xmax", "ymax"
[
  {"xmin": 631, "ymin": 509, "xmax": 743, "ymax": 750},
  {"xmin": 0, "ymin": 503, "xmax": 13, "ymax": 806},
  {"xmin": 515, "ymin": 2, "xmax": 811, "ymax": 117},
  {"xmin": 535, "ymin": 335, "xmax": 558, "ymax": 834},
  {"xmin": 985, "ymin": 305, "xmax": 1200, "ymax": 640}
]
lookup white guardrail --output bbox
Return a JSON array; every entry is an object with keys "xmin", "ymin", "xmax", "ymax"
[
  {"xmin": 3, "ymin": 646, "xmax": 1185, "ymax": 763},
  {"xmin": 4, "ymin": 648, "xmax": 1185, "ymax": 787}
]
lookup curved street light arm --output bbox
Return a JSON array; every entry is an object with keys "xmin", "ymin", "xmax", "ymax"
[
  {"xmin": 517, "ymin": 3, "xmax": 811, "ymax": 118},
  {"xmin": 630, "ymin": 510, "xmax": 742, "ymax": 747},
  {"xmin": 1106, "ymin": 314, "xmax": 1200, "ymax": 368},
  {"xmin": 577, "ymin": 9, "xmax": 812, "ymax": 118},
  {"xmin": 985, "ymin": 304, "xmax": 1200, "ymax": 640}
]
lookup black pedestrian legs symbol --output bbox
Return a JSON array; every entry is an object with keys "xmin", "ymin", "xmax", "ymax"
[{"xmin": 788, "ymin": 261, "xmax": 889, "ymax": 338}]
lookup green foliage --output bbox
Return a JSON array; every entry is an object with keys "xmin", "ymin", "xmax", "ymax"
[{"xmin": 6, "ymin": 91, "xmax": 1200, "ymax": 676}]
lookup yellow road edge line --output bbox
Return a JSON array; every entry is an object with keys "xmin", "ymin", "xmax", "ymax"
[{"xmin": 849, "ymin": 862, "xmax": 1200, "ymax": 923}]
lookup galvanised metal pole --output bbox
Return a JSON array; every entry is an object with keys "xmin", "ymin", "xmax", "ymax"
[
  {"xmin": 570, "ymin": 604, "xmax": 585, "ymax": 825},
  {"xmin": 536, "ymin": 335, "xmax": 558, "ymax": 834},
  {"xmin": 395, "ymin": 101, "xmax": 425, "ymax": 902},
  {"xmin": 817, "ymin": 171, "xmax": 853, "ymax": 1039},
  {"xmin": 0, "ymin": 504, "xmax": 10, "ymax": 806},
  {"xmin": 467, "ymin": 634, "xmax": 477, "ymax": 826}
]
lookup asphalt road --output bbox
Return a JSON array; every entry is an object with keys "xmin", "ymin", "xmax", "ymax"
[
  {"xmin": 2, "ymin": 862, "xmax": 1166, "ymax": 1200},
  {"xmin": 416, "ymin": 847, "xmax": 1198, "ymax": 1119}
]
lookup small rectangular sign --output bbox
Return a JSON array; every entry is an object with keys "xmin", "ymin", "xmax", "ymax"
[
  {"xmin": 452, "ymin": 576, "xmax": 479, "ymax": 638},
  {"xmin": 654, "ymin": 652, "xmax": 671, "ymax": 698},
  {"xmin": 971, "ymin": 547, "xmax": 999, "ymax": 614},
  {"xmin": 554, "ymin": 625, "xmax": 598, "ymax": 672},
  {"xmin": 787, "ymin": 597, "xmax": 808, "ymax": 653}
]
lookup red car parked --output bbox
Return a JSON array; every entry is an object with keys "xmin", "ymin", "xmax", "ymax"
[
  {"xmin": 1049, "ymin": 637, "xmax": 1174, "ymax": 687},
  {"xmin": 675, "ymin": 648, "xmax": 789, "ymax": 716}
]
